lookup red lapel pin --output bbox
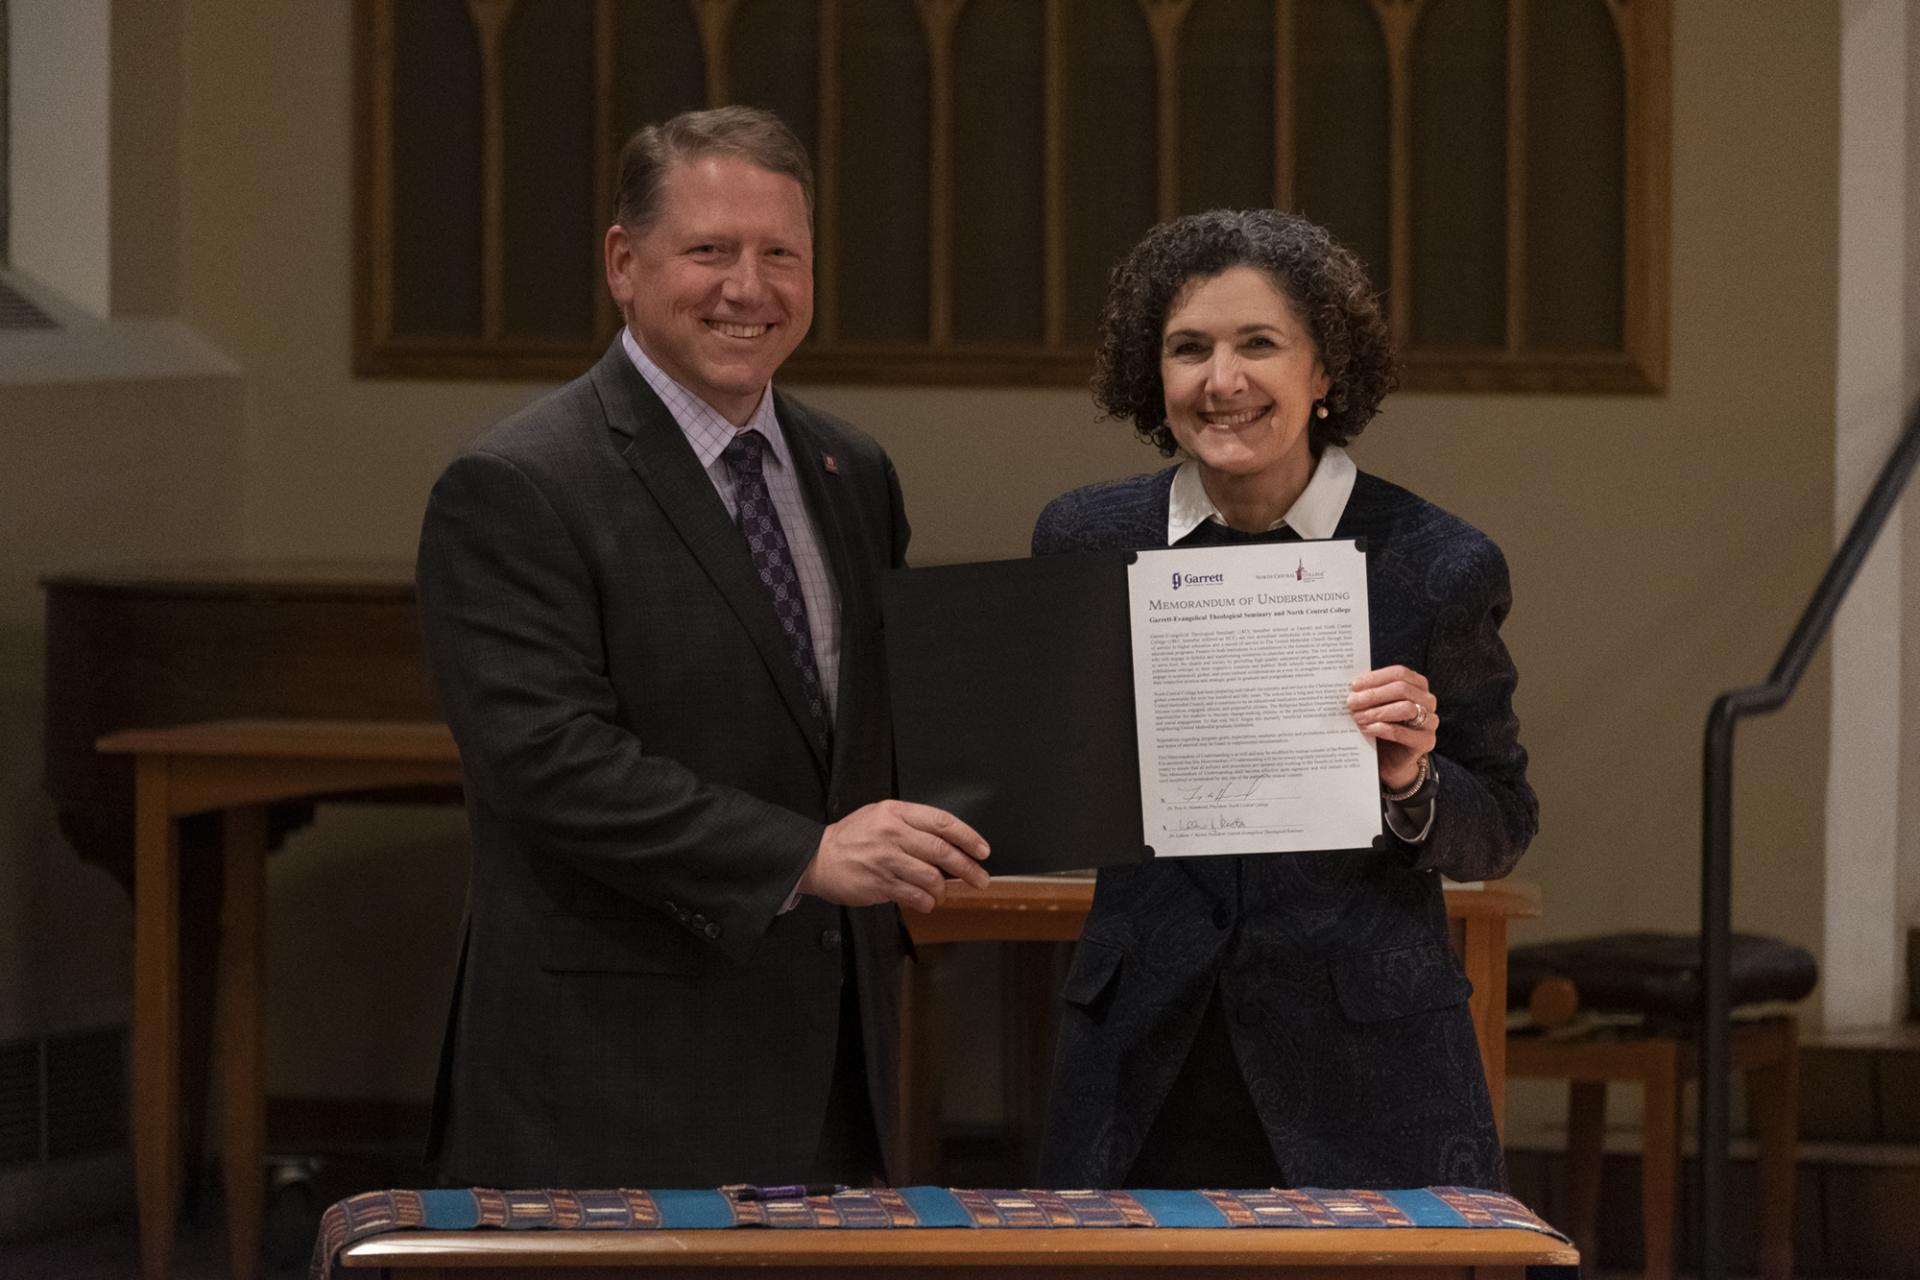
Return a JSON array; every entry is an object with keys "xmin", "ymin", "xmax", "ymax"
[{"xmin": 821, "ymin": 452, "xmax": 839, "ymax": 474}]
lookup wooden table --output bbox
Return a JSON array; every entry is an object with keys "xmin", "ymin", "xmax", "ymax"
[
  {"xmin": 99, "ymin": 719, "xmax": 1538, "ymax": 1280},
  {"xmin": 898, "ymin": 877, "xmax": 1539, "ymax": 1179},
  {"xmin": 336, "ymin": 1225, "xmax": 1576, "ymax": 1277},
  {"xmin": 97, "ymin": 719, "xmax": 463, "ymax": 1280}
]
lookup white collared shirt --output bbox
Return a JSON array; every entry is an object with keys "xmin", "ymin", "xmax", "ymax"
[
  {"xmin": 621, "ymin": 328, "xmax": 841, "ymax": 716},
  {"xmin": 1164, "ymin": 445, "xmax": 1433, "ymax": 844},
  {"xmin": 1166, "ymin": 444, "xmax": 1357, "ymax": 544}
]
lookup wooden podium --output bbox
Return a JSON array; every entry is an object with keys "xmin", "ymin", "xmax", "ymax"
[{"xmin": 898, "ymin": 877, "xmax": 1538, "ymax": 1180}]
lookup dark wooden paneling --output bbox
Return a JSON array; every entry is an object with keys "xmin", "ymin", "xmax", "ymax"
[
  {"xmin": 1179, "ymin": 0, "xmax": 1275, "ymax": 215},
  {"xmin": 359, "ymin": 0, "xmax": 1668, "ymax": 392},
  {"xmin": 951, "ymin": 0, "xmax": 1045, "ymax": 346},
  {"xmin": 503, "ymin": 0, "xmax": 598, "ymax": 342},
  {"xmin": 390, "ymin": 0, "xmax": 484, "ymax": 337},
  {"xmin": 1524, "ymin": 0, "xmax": 1623, "ymax": 352},
  {"xmin": 729, "ymin": 0, "xmax": 822, "ymax": 162},
  {"xmin": 1062, "ymin": 0, "xmax": 1157, "ymax": 346},
  {"xmin": 611, "ymin": 0, "xmax": 706, "ymax": 137},
  {"xmin": 834, "ymin": 0, "xmax": 931, "ymax": 345},
  {"xmin": 1411, "ymin": 0, "xmax": 1508, "ymax": 350},
  {"xmin": 1293, "ymin": 0, "xmax": 1390, "ymax": 291}
]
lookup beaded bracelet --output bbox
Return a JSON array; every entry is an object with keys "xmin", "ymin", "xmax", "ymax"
[{"xmin": 1381, "ymin": 753, "xmax": 1432, "ymax": 804}]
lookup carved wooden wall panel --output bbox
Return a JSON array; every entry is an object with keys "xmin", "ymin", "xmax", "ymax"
[{"xmin": 355, "ymin": 0, "xmax": 1669, "ymax": 391}]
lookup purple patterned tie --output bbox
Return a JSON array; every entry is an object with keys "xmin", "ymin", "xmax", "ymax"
[{"xmin": 723, "ymin": 430, "xmax": 831, "ymax": 754}]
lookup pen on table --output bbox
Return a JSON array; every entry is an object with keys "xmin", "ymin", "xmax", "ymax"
[{"xmin": 728, "ymin": 1182, "xmax": 847, "ymax": 1201}]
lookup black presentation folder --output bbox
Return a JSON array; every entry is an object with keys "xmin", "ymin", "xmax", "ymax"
[{"xmin": 879, "ymin": 552, "xmax": 1148, "ymax": 874}]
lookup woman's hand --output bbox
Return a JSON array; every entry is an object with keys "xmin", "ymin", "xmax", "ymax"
[{"xmin": 1348, "ymin": 665, "xmax": 1439, "ymax": 792}]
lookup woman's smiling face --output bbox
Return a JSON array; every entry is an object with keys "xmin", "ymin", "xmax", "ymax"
[{"xmin": 1159, "ymin": 265, "xmax": 1331, "ymax": 492}]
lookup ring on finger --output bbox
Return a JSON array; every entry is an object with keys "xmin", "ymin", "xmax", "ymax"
[{"xmin": 1405, "ymin": 702, "xmax": 1429, "ymax": 730}]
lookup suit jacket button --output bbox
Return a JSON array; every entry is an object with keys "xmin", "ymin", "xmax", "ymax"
[
  {"xmin": 1210, "ymin": 904, "xmax": 1231, "ymax": 930},
  {"xmin": 704, "ymin": 922, "xmax": 722, "ymax": 939},
  {"xmin": 820, "ymin": 928, "xmax": 842, "ymax": 951}
]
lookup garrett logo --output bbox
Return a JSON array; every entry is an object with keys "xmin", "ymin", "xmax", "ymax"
[
  {"xmin": 1172, "ymin": 571, "xmax": 1227, "ymax": 591},
  {"xmin": 1171, "ymin": 571, "xmax": 1182, "ymax": 590}
]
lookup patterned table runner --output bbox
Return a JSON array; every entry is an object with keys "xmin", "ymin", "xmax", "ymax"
[{"xmin": 314, "ymin": 1186, "xmax": 1565, "ymax": 1279}]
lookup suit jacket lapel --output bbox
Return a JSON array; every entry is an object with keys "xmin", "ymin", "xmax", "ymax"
[{"xmin": 589, "ymin": 341, "xmax": 831, "ymax": 778}]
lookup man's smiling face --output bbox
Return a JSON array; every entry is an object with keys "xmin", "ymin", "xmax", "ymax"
[{"xmin": 606, "ymin": 153, "xmax": 814, "ymax": 424}]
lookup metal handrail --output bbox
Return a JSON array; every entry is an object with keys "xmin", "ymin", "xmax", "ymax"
[{"xmin": 1698, "ymin": 398, "xmax": 1920, "ymax": 1280}]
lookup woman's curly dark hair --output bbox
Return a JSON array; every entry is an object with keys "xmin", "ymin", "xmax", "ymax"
[{"xmin": 1092, "ymin": 209, "xmax": 1397, "ymax": 456}]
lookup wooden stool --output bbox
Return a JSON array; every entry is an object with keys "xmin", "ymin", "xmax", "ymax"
[{"xmin": 1505, "ymin": 933, "xmax": 1816, "ymax": 1280}]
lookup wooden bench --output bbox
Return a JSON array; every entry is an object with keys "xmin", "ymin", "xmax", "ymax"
[{"xmin": 1505, "ymin": 932, "xmax": 1814, "ymax": 1280}]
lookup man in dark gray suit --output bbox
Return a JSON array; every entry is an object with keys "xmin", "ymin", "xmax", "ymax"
[{"xmin": 415, "ymin": 107, "xmax": 989, "ymax": 1191}]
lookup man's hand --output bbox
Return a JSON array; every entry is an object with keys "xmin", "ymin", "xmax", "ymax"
[{"xmin": 798, "ymin": 800, "xmax": 991, "ymax": 913}]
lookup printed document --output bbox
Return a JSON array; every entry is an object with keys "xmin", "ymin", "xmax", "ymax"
[{"xmin": 1127, "ymin": 539, "xmax": 1380, "ymax": 856}]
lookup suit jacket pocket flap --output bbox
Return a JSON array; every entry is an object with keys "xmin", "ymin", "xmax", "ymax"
[
  {"xmin": 1328, "ymin": 941, "xmax": 1471, "ymax": 1023},
  {"xmin": 1062, "ymin": 938, "xmax": 1125, "ymax": 1007},
  {"xmin": 539, "ymin": 914, "xmax": 707, "ymax": 976}
]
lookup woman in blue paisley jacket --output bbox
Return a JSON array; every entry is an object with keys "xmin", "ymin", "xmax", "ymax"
[{"xmin": 1037, "ymin": 210, "xmax": 1536, "ymax": 1192}]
